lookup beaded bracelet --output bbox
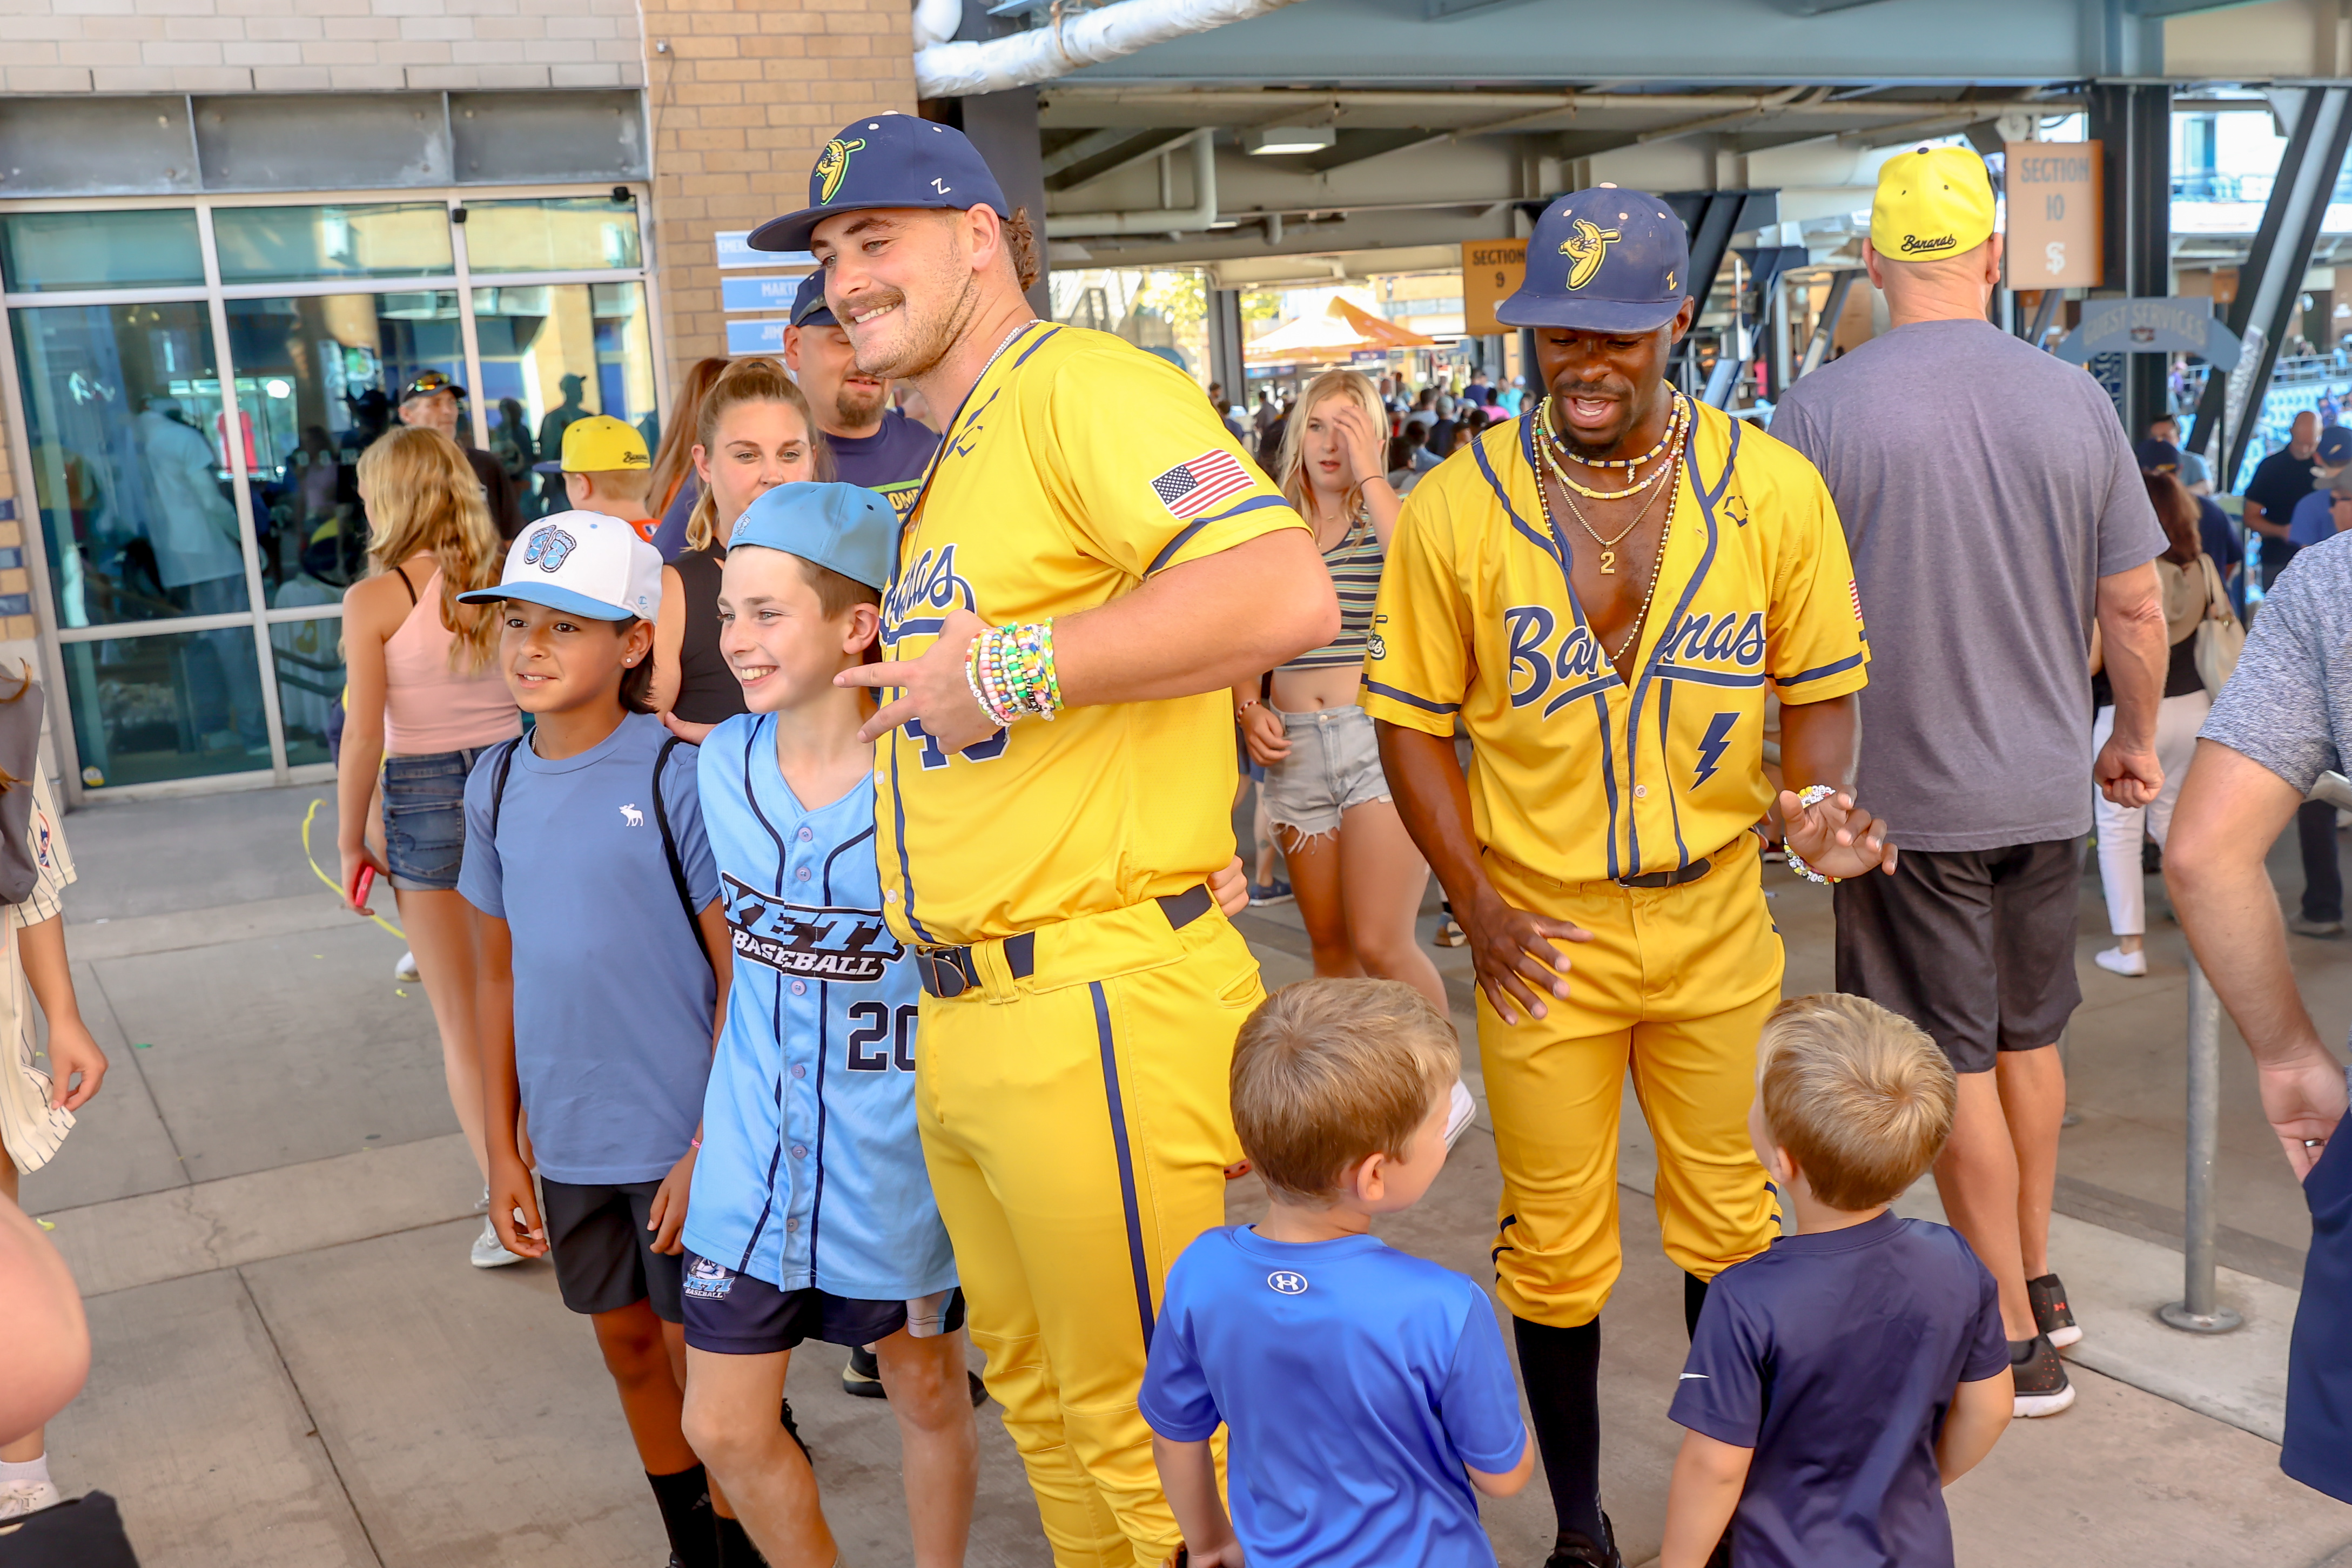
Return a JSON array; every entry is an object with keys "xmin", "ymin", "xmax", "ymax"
[
  {"xmin": 965, "ymin": 620, "xmax": 1064, "ymax": 726},
  {"xmin": 1782, "ymin": 783, "xmax": 1842, "ymax": 885}
]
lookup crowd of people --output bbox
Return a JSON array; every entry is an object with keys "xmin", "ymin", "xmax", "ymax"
[{"xmin": 12, "ymin": 118, "xmax": 2352, "ymax": 1568}]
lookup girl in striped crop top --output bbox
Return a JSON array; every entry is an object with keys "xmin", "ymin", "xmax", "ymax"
[{"xmin": 1234, "ymin": 370, "xmax": 1457, "ymax": 1092}]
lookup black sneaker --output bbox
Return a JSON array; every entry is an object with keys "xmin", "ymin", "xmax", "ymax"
[
  {"xmin": 2027, "ymin": 1273, "xmax": 2080, "ymax": 1349},
  {"xmin": 842, "ymin": 1345, "xmax": 887, "ymax": 1399},
  {"xmin": 780, "ymin": 1394, "xmax": 810, "ymax": 1457},
  {"xmin": 2010, "ymin": 1334, "xmax": 2075, "ymax": 1418},
  {"xmin": 1543, "ymin": 1513, "xmax": 1623, "ymax": 1568}
]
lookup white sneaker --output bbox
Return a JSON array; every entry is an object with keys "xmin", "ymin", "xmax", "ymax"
[
  {"xmin": 2094, "ymin": 946, "xmax": 2147, "ymax": 978},
  {"xmin": 1444, "ymin": 1079, "xmax": 1478, "ymax": 1149},
  {"xmin": 394, "ymin": 950, "xmax": 420, "ymax": 982},
  {"xmin": 0, "ymin": 1479, "xmax": 59, "ymax": 1518},
  {"xmin": 470, "ymin": 1214, "xmax": 527, "ymax": 1269}
]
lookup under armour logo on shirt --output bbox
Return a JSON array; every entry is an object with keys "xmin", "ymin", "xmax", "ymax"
[{"xmin": 1266, "ymin": 1271, "xmax": 1308, "ymax": 1295}]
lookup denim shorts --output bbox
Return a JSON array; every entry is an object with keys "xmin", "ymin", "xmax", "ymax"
[
  {"xmin": 381, "ymin": 745, "xmax": 495, "ymax": 892},
  {"xmin": 1261, "ymin": 704, "xmax": 1391, "ymax": 840}
]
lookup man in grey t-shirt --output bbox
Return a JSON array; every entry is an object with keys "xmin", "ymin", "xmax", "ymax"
[
  {"xmin": 2168, "ymin": 533, "xmax": 2352, "ymax": 1502},
  {"xmin": 1770, "ymin": 145, "xmax": 2170, "ymax": 1421}
]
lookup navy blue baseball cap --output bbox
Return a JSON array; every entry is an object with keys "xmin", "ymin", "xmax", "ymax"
[
  {"xmin": 748, "ymin": 113, "xmax": 1010, "ymax": 254},
  {"xmin": 790, "ymin": 271, "xmax": 836, "ymax": 329},
  {"xmin": 728, "ymin": 481, "xmax": 899, "ymax": 593},
  {"xmin": 2321, "ymin": 426, "xmax": 2352, "ymax": 467},
  {"xmin": 1498, "ymin": 186, "xmax": 1691, "ymax": 334}
]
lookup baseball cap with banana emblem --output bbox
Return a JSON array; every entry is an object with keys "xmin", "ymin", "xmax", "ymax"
[{"xmin": 1496, "ymin": 186, "xmax": 1691, "ymax": 333}]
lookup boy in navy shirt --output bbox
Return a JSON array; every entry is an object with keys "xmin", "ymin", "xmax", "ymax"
[
  {"xmin": 1661, "ymin": 994, "xmax": 2013, "ymax": 1568},
  {"xmin": 1140, "ymin": 978, "xmax": 1531, "ymax": 1568}
]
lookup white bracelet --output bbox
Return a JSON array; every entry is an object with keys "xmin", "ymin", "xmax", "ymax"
[{"xmin": 1783, "ymin": 784, "xmax": 1841, "ymax": 885}]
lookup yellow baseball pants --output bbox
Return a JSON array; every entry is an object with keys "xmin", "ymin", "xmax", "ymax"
[
  {"xmin": 915, "ymin": 896, "xmax": 1261, "ymax": 1568},
  {"xmin": 1481, "ymin": 830, "xmax": 1783, "ymax": 1328}
]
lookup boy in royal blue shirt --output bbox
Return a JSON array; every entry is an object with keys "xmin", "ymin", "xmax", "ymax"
[
  {"xmin": 1140, "ymin": 978, "xmax": 1531, "ymax": 1568},
  {"xmin": 1661, "ymin": 994, "xmax": 2014, "ymax": 1568}
]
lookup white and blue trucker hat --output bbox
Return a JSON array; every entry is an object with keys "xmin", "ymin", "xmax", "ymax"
[{"xmin": 458, "ymin": 509, "xmax": 662, "ymax": 621}]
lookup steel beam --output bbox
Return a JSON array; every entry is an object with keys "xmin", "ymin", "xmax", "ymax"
[
  {"xmin": 2186, "ymin": 86, "xmax": 2352, "ymax": 483},
  {"xmin": 2090, "ymin": 82, "xmax": 2173, "ymax": 438}
]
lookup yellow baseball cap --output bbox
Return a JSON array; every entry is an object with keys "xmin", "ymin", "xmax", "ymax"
[
  {"xmin": 535, "ymin": 413, "xmax": 650, "ymax": 475},
  {"xmin": 1870, "ymin": 145, "xmax": 1995, "ymax": 263}
]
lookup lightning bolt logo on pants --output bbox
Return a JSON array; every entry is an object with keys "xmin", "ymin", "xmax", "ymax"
[{"xmin": 1693, "ymin": 712, "xmax": 1738, "ymax": 788}]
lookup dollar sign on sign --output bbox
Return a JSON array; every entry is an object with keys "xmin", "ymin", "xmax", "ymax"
[{"xmin": 2045, "ymin": 240, "xmax": 2066, "ymax": 276}]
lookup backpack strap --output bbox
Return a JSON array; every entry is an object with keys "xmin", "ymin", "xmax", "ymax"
[
  {"xmin": 485, "ymin": 735, "xmax": 525, "ymax": 848},
  {"xmin": 653, "ymin": 732, "xmax": 712, "ymax": 962}
]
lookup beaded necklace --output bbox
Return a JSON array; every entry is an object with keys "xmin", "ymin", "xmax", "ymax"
[
  {"xmin": 1536, "ymin": 393, "xmax": 1687, "ymax": 500},
  {"xmin": 1533, "ymin": 420, "xmax": 1683, "ymax": 664}
]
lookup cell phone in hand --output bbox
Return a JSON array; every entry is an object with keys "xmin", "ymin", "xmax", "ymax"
[{"xmin": 350, "ymin": 863, "xmax": 375, "ymax": 910}]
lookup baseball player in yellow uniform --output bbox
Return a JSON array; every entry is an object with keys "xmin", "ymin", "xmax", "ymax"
[
  {"xmin": 1365, "ymin": 188, "xmax": 1899, "ymax": 1568},
  {"xmin": 748, "ymin": 115, "xmax": 1336, "ymax": 1566}
]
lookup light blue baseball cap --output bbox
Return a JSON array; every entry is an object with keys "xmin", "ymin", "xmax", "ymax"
[{"xmin": 727, "ymin": 481, "xmax": 900, "ymax": 593}]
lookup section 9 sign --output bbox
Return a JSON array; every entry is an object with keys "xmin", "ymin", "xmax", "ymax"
[{"xmin": 1462, "ymin": 239, "xmax": 1529, "ymax": 335}]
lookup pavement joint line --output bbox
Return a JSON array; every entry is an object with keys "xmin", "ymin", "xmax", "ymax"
[
  {"xmin": 234, "ymin": 1264, "xmax": 390, "ymax": 1568},
  {"xmin": 83, "ymin": 961, "xmax": 194, "ymax": 1195},
  {"xmin": 67, "ymin": 891, "xmax": 360, "ymax": 964}
]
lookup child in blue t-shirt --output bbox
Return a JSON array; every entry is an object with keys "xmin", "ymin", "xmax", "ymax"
[
  {"xmin": 1660, "ymin": 994, "xmax": 2013, "ymax": 1568},
  {"xmin": 1140, "ymin": 978, "xmax": 1531, "ymax": 1568},
  {"xmin": 454, "ymin": 511, "xmax": 736, "ymax": 1568}
]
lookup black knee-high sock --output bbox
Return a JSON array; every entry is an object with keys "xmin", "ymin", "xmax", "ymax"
[
  {"xmin": 1684, "ymin": 1270, "xmax": 1710, "ymax": 1341},
  {"xmin": 646, "ymin": 1464, "xmax": 717, "ymax": 1568},
  {"xmin": 1514, "ymin": 1315, "xmax": 1605, "ymax": 1545},
  {"xmin": 715, "ymin": 1512, "xmax": 769, "ymax": 1567}
]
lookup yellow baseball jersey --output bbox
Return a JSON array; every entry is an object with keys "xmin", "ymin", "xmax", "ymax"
[
  {"xmin": 1361, "ymin": 398, "xmax": 1867, "ymax": 885},
  {"xmin": 877, "ymin": 322, "xmax": 1306, "ymax": 948}
]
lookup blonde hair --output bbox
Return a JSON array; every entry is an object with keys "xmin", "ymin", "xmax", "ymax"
[
  {"xmin": 650, "ymin": 355, "xmax": 731, "ymax": 519},
  {"xmin": 1275, "ymin": 368, "xmax": 1387, "ymax": 525},
  {"xmin": 1231, "ymin": 978, "xmax": 1460, "ymax": 1205},
  {"xmin": 1756, "ymin": 994, "xmax": 1957, "ymax": 1213},
  {"xmin": 356, "ymin": 425, "xmax": 501, "ymax": 671},
  {"xmin": 684, "ymin": 356, "xmax": 832, "ymax": 553}
]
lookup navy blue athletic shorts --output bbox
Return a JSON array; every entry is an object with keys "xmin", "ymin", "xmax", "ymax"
[{"xmin": 680, "ymin": 1249, "xmax": 964, "ymax": 1356}]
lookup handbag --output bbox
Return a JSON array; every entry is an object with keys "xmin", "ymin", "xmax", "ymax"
[{"xmin": 2193, "ymin": 554, "xmax": 2246, "ymax": 695}]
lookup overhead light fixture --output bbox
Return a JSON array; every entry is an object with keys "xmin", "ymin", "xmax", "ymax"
[{"xmin": 1244, "ymin": 126, "xmax": 1335, "ymax": 156}]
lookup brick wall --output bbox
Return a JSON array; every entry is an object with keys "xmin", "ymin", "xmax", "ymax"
[
  {"xmin": 0, "ymin": 438, "xmax": 35, "ymax": 642},
  {"xmin": 0, "ymin": 0, "xmax": 648, "ymax": 96},
  {"xmin": 637, "ymin": 0, "xmax": 917, "ymax": 375}
]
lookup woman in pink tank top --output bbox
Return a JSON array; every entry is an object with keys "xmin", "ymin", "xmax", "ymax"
[{"xmin": 337, "ymin": 426, "xmax": 525, "ymax": 1269}]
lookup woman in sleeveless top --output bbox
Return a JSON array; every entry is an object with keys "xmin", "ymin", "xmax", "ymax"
[
  {"xmin": 649, "ymin": 358, "xmax": 830, "ymax": 724},
  {"xmin": 337, "ymin": 426, "xmax": 525, "ymax": 1269},
  {"xmin": 1237, "ymin": 369, "xmax": 1453, "ymax": 1020}
]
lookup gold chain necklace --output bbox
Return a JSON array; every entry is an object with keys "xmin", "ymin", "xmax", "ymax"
[
  {"xmin": 1537, "ymin": 394, "xmax": 1686, "ymax": 499},
  {"xmin": 1534, "ymin": 432, "xmax": 1680, "ymax": 663},
  {"xmin": 1551, "ymin": 421, "xmax": 1681, "ymax": 574}
]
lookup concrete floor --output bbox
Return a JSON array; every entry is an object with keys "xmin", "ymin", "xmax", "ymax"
[{"xmin": 18, "ymin": 784, "xmax": 2352, "ymax": 1565}]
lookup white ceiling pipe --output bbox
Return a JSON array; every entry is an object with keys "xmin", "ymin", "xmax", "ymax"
[
  {"xmin": 915, "ymin": 0, "xmax": 1309, "ymax": 100},
  {"xmin": 1046, "ymin": 128, "xmax": 1216, "ymax": 237}
]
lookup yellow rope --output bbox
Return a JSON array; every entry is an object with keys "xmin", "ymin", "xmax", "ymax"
[{"xmin": 300, "ymin": 797, "xmax": 407, "ymax": 942}]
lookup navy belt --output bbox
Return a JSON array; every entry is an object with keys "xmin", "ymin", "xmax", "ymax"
[
  {"xmin": 916, "ymin": 885, "xmax": 1217, "ymax": 999},
  {"xmin": 1617, "ymin": 857, "xmax": 1711, "ymax": 890}
]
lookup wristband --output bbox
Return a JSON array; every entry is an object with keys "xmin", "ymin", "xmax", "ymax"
[{"xmin": 1781, "ymin": 783, "xmax": 1842, "ymax": 886}]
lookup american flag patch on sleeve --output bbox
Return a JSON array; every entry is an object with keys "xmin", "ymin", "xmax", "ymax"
[{"xmin": 1150, "ymin": 449, "xmax": 1255, "ymax": 520}]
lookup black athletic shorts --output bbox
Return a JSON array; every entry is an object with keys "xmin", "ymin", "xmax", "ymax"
[
  {"xmin": 1832, "ymin": 839, "xmax": 2082, "ymax": 1075},
  {"xmin": 540, "ymin": 1177, "xmax": 685, "ymax": 1324},
  {"xmin": 680, "ymin": 1249, "xmax": 965, "ymax": 1357}
]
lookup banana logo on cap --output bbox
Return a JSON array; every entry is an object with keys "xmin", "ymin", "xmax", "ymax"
[
  {"xmin": 1560, "ymin": 219, "xmax": 1621, "ymax": 290},
  {"xmin": 816, "ymin": 137, "xmax": 868, "ymax": 204}
]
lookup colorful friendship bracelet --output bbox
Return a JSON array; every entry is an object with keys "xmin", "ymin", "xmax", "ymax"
[
  {"xmin": 1780, "ymin": 783, "xmax": 1842, "ymax": 885},
  {"xmin": 965, "ymin": 620, "xmax": 1063, "ymax": 726}
]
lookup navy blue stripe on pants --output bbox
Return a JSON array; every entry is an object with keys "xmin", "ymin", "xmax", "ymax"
[{"xmin": 1091, "ymin": 980, "xmax": 1155, "ymax": 1352}]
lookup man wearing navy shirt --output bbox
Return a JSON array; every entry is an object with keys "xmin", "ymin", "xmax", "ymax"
[
  {"xmin": 783, "ymin": 271, "xmax": 940, "ymax": 522},
  {"xmin": 1661, "ymin": 995, "xmax": 2011, "ymax": 1568}
]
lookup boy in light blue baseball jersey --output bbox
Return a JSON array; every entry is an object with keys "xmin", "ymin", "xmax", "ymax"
[{"xmin": 676, "ymin": 482, "xmax": 979, "ymax": 1568}]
